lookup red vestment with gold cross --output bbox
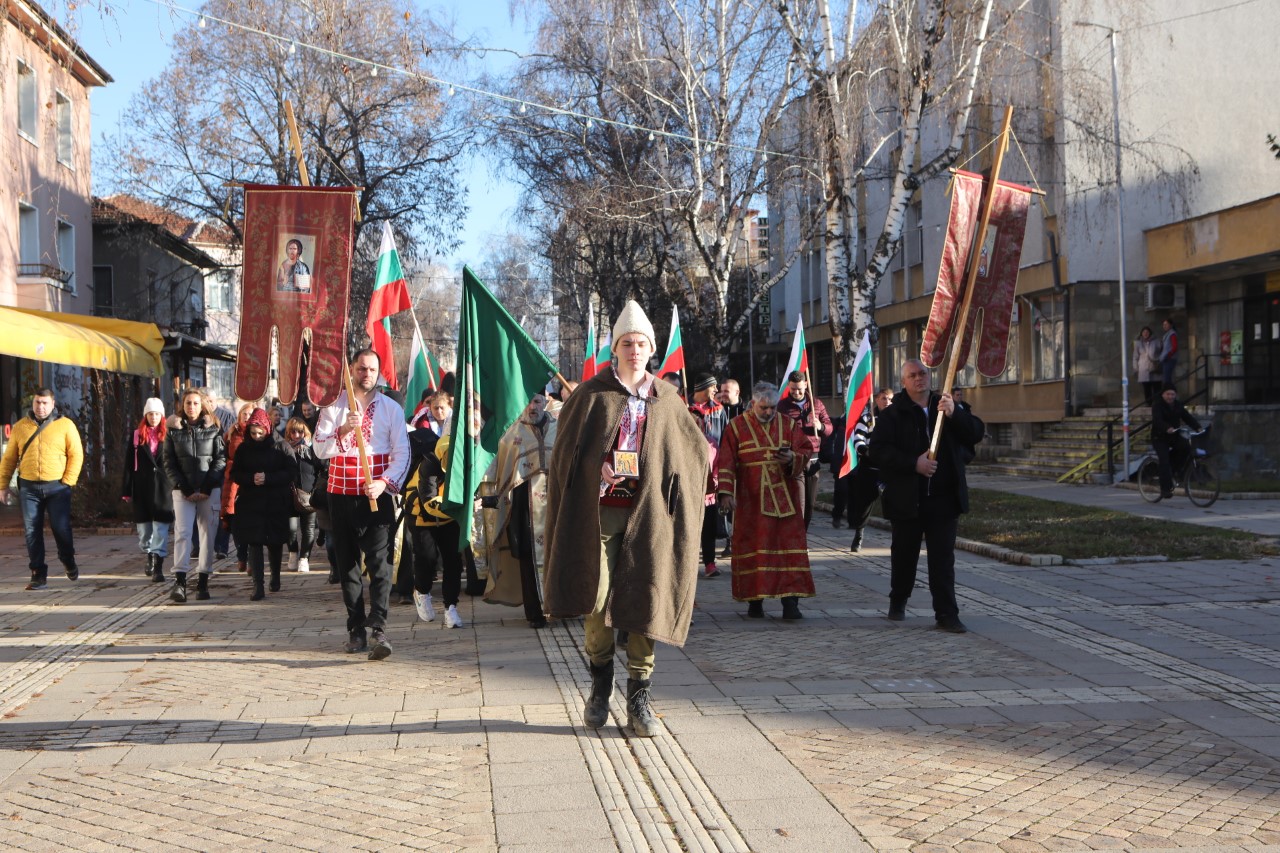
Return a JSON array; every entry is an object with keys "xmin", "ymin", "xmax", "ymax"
[{"xmin": 715, "ymin": 413, "xmax": 815, "ymax": 601}]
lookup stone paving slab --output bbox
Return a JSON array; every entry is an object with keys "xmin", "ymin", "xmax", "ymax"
[{"xmin": 1, "ymin": 520, "xmax": 1279, "ymax": 849}]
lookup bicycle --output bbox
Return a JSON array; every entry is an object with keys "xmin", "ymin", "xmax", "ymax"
[{"xmin": 1136, "ymin": 425, "xmax": 1220, "ymax": 507}]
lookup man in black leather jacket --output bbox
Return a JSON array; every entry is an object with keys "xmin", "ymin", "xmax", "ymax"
[{"xmin": 869, "ymin": 360, "xmax": 984, "ymax": 633}]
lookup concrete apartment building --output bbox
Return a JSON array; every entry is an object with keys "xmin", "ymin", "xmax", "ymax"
[{"xmin": 766, "ymin": 0, "xmax": 1280, "ymax": 479}]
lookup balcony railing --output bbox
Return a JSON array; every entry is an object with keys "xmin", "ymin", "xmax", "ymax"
[{"xmin": 17, "ymin": 263, "xmax": 72, "ymax": 284}]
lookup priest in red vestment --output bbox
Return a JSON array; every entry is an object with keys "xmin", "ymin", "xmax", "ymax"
[{"xmin": 716, "ymin": 382, "xmax": 815, "ymax": 620}]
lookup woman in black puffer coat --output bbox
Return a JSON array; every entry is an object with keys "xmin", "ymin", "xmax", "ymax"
[
  {"xmin": 161, "ymin": 388, "xmax": 227, "ymax": 603},
  {"xmin": 232, "ymin": 408, "xmax": 298, "ymax": 601}
]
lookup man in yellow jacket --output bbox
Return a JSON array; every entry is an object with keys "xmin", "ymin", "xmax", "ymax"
[{"xmin": 0, "ymin": 388, "xmax": 84, "ymax": 590}]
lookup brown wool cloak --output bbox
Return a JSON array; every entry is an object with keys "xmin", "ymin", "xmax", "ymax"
[{"xmin": 542, "ymin": 369, "xmax": 708, "ymax": 647}]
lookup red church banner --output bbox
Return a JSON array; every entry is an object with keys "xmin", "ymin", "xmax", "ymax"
[
  {"xmin": 921, "ymin": 169, "xmax": 1031, "ymax": 378},
  {"xmin": 236, "ymin": 184, "xmax": 359, "ymax": 406}
]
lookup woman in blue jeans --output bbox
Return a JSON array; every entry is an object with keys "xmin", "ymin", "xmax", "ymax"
[{"xmin": 122, "ymin": 397, "xmax": 174, "ymax": 583}]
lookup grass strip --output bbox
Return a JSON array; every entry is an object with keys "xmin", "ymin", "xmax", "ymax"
[{"xmin": 822, "ymin": 488, "xmax": 1274, "ymax": 560}]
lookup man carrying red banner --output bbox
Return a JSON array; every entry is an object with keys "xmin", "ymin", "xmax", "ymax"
[
  {"xmin": 314, "ymin": 350, "xmax": 411, "ymax": 660},
  {"xmin": 869, "ymin": 359, "xmax": 984, "ymax": 634},
  {"xmin": 717, "ymin": 381, "xmax": 815, "ymax": 621}
]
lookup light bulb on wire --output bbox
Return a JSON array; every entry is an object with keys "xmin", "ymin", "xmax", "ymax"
[
  {"xmin": 198, "ymin": 15, "xmax": 206, "ymax": 28},
  {"xmin": 288, "ymin": 40, "xmax": 297, "ymax": 55}
]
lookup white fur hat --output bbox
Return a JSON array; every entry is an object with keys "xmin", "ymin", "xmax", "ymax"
[
  {"xmin": 142, "ymin": 397, "xmax": 165, "ymax": 417},
  {"xmin": 612, "ymin": 300, "xmax": 656, "ymax": 348}
]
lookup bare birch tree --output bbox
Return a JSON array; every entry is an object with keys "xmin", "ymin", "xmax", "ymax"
[
  {"xmin": 502, "ymin": 0, "xmax": 819, "ymax": 372},
  {"xmin": 773, "ymin": 0, "xmax": 1004, "ymax": 374}
]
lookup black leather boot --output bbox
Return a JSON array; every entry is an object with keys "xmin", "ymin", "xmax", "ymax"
[
  {"xmin": 269, "ymin": 561, "xmax": 282, "ymax": 593},
  {"xmin": 150, "ymin": 554, "xmax": 166, "ymax": 583},
  {"xmin": 584, "ymin": 660, "xmax": 614, "ymax": 728},
  {"xmin": 144, "ymin": 555, "xmax": 154, "ymax": 577},
  {"xmin": 250, "ymin": 562, "xmax": 265, "ymax": 601},
  {"xmin": 781, "ymin": 596, "xmax": 803, "ymax": 621},
  {"xmin": 169, "ymin": 572, "xmax": 187, "ymax": 604},
  {"xmin": 195, "ymin": 572, "xmax": 210, "ymax": 601},
  {"xmin": 626, "ymin": 678, "xmax": 659, "ymax": 738},
  {"xmin": 850, "ymin": 529, "xmax": 864, "ymax": 552}
]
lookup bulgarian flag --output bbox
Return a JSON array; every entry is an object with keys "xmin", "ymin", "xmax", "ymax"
[
  {"xmin": 405, "ymin": 315, "xmax": 439, "ymax": 422},
  {"xmin": 367, "ymin": 221, "xmax": 413, "ymax": 389},
  {"xmin": 838, "ymin": 331, "xmax": 874, "ymax": 478},
  {"xmin": 595, "ymin": 329, "xmax": 612, "ymax": 375},
  {"xmin": 657, "ymin": 304, "xmax": 684, "ymax": 376},
  {"xmin": 582, "ymin": 308, "xmax": 597, "ymax": 381},
  {"xmin": 780, "ymin": 315, "xmax": 808, "ymax": 396}
]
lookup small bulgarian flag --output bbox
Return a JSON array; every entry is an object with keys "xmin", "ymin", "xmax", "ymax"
[
  {"xmin": 838, "ymin": 331, "xmax": 874, "ymax": 478},
  {"xmin": 657, "ymin": 304, "xmax": 684, "ymax": 376},
  {"xmin": 367, "ymin": 221, "xmax": 413, "ymax": 389},
  {"xmin": 582, "ymin": 307, "xmax": 597, "ymax": 381},
  {"xmin": 595, "ymin": 328, "xmax": 612, "ymax": 375},
  {"xmin": 780, "ymin": 315, "xmax": 808, "ymax": 395},
  {"xmin": 404, "ymin": 315, "xmax": 438, "ymax": 421}
]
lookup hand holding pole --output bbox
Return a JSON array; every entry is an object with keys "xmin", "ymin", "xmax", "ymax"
[{"xmin": 343, "ymin": 362, "xmax": 380, "ymax": 512}]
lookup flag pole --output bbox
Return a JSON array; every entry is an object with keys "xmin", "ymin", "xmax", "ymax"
[
  {"xmin": 408, "ymin": 307, "xmax": 437, "ymax": 393},
  {"xmin": 928, "ymin": 105, "xmax": 1014, "ymax": 460},
  {"xmin": 286, "ymin": 97, "xmax": 377, "ymax": 510}
]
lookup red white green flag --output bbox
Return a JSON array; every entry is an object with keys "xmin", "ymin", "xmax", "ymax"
[
  {"xmin": 404, "ymin": 315, "xmax": 438, "ymax": 420},
  {"xmin": 839, "ymin": 331, "xmax": 874, "ymax": 477},
  {"xmin": 367, "ymin": 221, "xmax": 412, "ymax": 389},
  {"xmin": 595, "ymin": 329, "xmax": 612, "ymax": 376},
  {"xmin": 581, "ymin": 307, "xmax": 597, "ymax": 382},
  {"xmin": 657, "ymin": 304, "xmax": 684, "ymax": 376},
  {"xmin": 780, "ymin": 315, "xmax": 808, "ymax": 395}
]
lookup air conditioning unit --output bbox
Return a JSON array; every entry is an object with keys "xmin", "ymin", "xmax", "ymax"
[{"xmin": 1146, "ymin": 282, "xmax": 1185, "ymax": 311}]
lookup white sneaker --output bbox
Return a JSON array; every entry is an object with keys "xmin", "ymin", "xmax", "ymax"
[
  {"xmin": 414, "ymin": 591, "xmax": 435, "ymax": 622},
  {"xmin": 297, "ymin": 557, "xmax": 309, "ymax": 573},
  {"xmin": 288, "ymin": 553, "xmax": 299, "ymax": 572},
  {"xmin": 444, "ymin": 604, "xmax": 464, "ymax": 629}
]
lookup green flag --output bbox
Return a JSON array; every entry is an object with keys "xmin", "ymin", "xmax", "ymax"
[{"xmin": 442, "ymin": 267, "xmax": 558, "ymax": 546}]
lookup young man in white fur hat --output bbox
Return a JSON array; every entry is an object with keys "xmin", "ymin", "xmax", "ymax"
[{"xmin": 543, "ymin": 300, "xmax": 708, "ymax": 737}]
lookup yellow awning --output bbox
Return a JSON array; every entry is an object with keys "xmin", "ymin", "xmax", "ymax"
[{"xmin": 0, "ymin": 307, "xmax": 164, "ymax": 377}]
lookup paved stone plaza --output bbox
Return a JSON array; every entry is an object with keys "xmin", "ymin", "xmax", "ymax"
[{"xmin": 1, "ymin": 495, "xmax": 1279, "ymax": 851}]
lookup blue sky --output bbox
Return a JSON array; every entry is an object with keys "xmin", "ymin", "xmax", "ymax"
[{"xmin": 71, "ymin": 0, "xmax": 532, "ymax": 267}]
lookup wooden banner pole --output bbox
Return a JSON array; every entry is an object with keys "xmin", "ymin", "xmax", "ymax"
[
  {"xmin": 286, "ymin": 97, "xmax": 376, "ymax": 510},
  {"xmin": 928, "ymin": 105, "xmax": 1014, "ymax": 460}
]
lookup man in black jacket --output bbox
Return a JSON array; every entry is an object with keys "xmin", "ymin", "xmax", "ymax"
[
  {"xmin": 1151, "ymin": 382, "xmax": 1201, "ymax": 500},
  {"xmin": 869, "ymin": 360, "xmax": 984, "ymax": 633}
]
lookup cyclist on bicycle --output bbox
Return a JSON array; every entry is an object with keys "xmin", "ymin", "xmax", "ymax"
[{"xmin": 1151, "ymin": 382, "xmax": 1201, "ymax": 500}]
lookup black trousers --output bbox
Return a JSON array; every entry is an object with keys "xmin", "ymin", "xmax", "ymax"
[
  {"xmin": 700, "ymin": 504, "xmax": 719, "ymax": 566},
  {"xmin": 889, "ymin": 511, "xmax": 959, "ymax": 619},
  {"xmin": 1154, "ymin": 437, "xmax": 1189, "ymax": 495},
  {"xmin": 845, "ymin": 465, "xmax": 882, "ymax": 531},
  {"xmin": 411, "ymin": 522, "xmax": 463, "ymax": 607},
  {"xmin": 508, "ymin": 482, "xmax": 544, "ymax": 623},
  {"xmin": 329, "ymin": 494, "xmax": 395, "ymax": 634}
]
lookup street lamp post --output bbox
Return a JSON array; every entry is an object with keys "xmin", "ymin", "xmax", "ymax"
[{"xmin": 1076, "ymin": 20, "xmax": 1130, "ymax": 481}]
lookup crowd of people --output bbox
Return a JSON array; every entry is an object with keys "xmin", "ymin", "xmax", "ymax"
[{"xmin": 11, "ymin": 297, "xmax": 1092, "ymax": 740}]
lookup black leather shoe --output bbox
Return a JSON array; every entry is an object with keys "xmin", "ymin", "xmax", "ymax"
[
  {"xmin": 343, "ymin": 630, "xmax": 367, "ymax": 653},
  {"xmin": 368, "ymin": 628, "xmax": 392, "ymax": 661},
  {"xmin": 887, "ymin": 604, "xmax": 906, "ymax": 621},
  {"xmin": 937, "ymin": 616, "xmax": 968, "ymax": 634},
  {"xmin": 747, "ymin": 600, "xmax": 764, "ymax": 618},
  {"xmin": 851, "ymin": 530, "xmax": 864, "ymax": 552},
  {"xmin": 65, "ymin": 562, "xmax": 79, "ymax": 582},
  {"xmin": 781, "ymin": 597, "xmax": 803, "ymax": 621}
]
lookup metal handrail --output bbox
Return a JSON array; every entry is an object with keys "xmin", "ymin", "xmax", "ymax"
[{"xmin": 16, "ymin": 263, "xmax": 72, "ymax": 283}]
